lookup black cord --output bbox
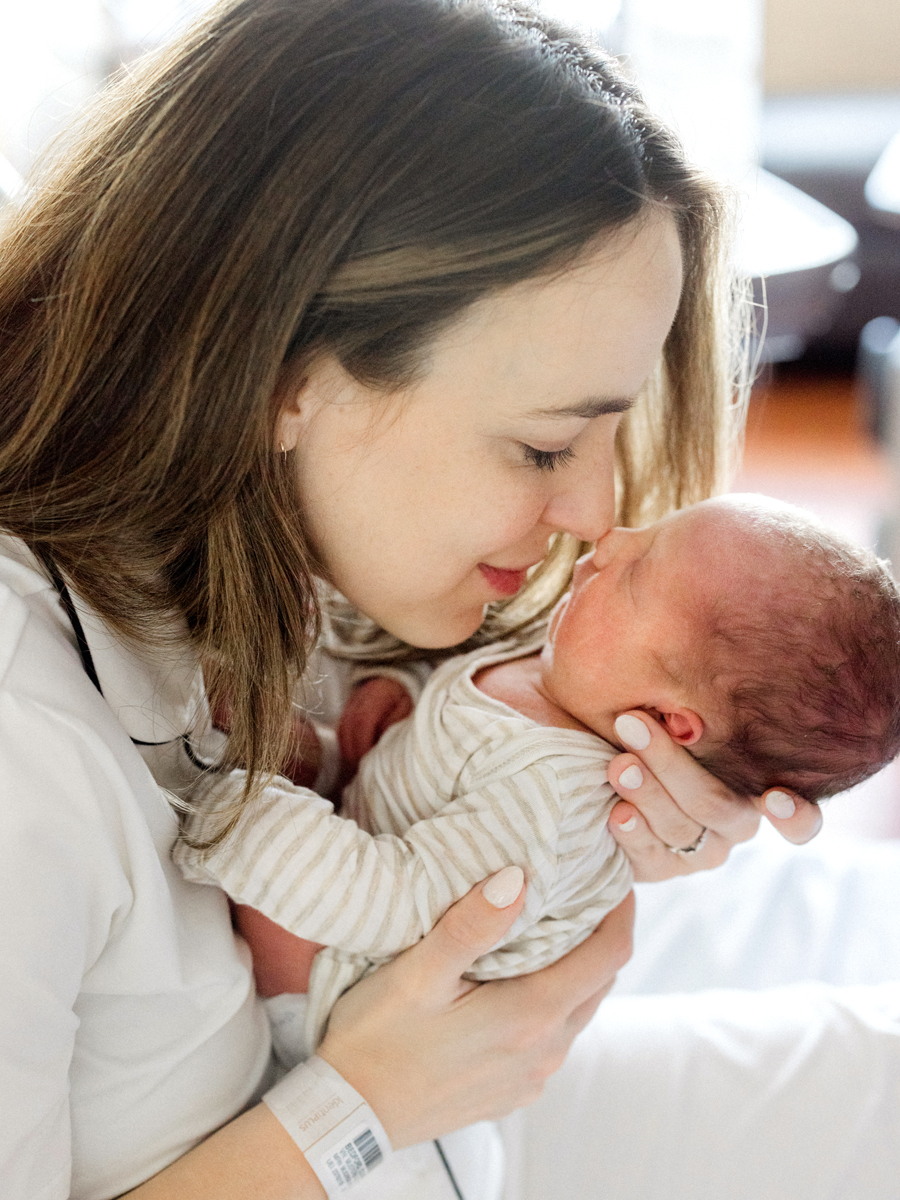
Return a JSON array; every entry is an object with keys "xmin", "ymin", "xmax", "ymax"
[
  {"xmin": 37, "ymin": 549, "xmax": 199, "ymax": 755},
  {"xmin": 434, "ymin": 1139, "xmax": 466, "ymax": 1200},
  {"xmin": 36, "ymin": 549, "xmax": 104, "ymax": 696}
]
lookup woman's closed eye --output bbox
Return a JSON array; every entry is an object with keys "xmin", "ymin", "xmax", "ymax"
[{"xmin": 523, "ymin": 444, "xmax": 576, "ymax": 472}]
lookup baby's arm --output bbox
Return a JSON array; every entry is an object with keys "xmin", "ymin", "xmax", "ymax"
[
  {"xmin": 177, "ymin": 735, "xmax": 626, "ymax": 970},
  {"xmin": 178, "ymin": 763, "xmax": 559, "ymax": 957},
  {"xmin": 233, "ymin": 676, "xmax": 416, "ymax": 992}
]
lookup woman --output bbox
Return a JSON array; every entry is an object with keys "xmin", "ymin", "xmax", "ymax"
[{"xmin": 0, "ymin": 1, "xmax": 871, "ymax": 1198}]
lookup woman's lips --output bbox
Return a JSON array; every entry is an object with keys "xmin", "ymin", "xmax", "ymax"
[{"xmin": 478, "ymin": 563, "xmax": 529, "ymax": 596}]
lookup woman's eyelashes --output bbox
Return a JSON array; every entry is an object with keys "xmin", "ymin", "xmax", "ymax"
[{"xmin": 522, "ymin": 444, "xmax": 576, "ymax": 472}]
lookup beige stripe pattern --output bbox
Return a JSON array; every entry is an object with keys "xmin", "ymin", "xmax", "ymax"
[{"xmin": 175, "ymin": 640, "xmax": 633, "ymax": 1058}]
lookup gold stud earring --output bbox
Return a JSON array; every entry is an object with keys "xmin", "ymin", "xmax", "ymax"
[{"xmin": 279, "ymin": 442, "xmax": 287, "ymax": 457}]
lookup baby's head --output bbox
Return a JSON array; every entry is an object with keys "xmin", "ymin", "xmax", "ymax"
[{"xmin": 541, "ymin": 495, "xmax": 900, "ymax": 799}]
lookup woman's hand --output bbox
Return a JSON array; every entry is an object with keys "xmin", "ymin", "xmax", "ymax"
[
  {"xmin": 606, "ymin": 710, "xmax": 823, "ymax": 881},
  {"xmin": 127, "ymin": 872, "xmax": 631, "ymax": 1198},
  {"xmin": 318, "ymin": 870, "xmax": 634, "ymax": 1149}
]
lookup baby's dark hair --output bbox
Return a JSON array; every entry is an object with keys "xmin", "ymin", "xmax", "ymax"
[{"xmin": 692, "ymin": 504, "xmax": 900, "ymax": 800}]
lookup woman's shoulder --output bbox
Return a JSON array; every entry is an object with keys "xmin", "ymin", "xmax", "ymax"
[
  {"xmin": 0, "ymin": 538, "xmax": 115, "ymax": 732},
  {"xmin": 0, "ymin": 537, "xmax": 178, "ymax": 847},
  {"xmin": 0, "ymin": 557, "xmax": 160, "ymax": 958},
  {"xmin": 0, "ymin": 539, "xmax": 93, "ymax": 710}
]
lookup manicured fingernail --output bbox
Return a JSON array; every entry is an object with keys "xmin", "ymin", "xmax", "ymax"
[
  {"xmin": 765, "ymin": 790, "xmax": 796, "ymax": 820},
  {"xmin": 482, "ymin": 865, "xmax": 525, "ymax": 908},
  {"xmin": 615, "ymin": 714, "xmax": 651, "ymax": 750},
  {"xmin": 618, "ymin": 816, "xmax": 637, "ymax": 832},
  {"xmin": 618, "ymin": 764, "xmax": 644, "ymax": 790}
]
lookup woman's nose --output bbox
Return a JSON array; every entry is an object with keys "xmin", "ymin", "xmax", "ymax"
[{"xmin": 540, "ymin": 465, "xmax": 617, "ymax": 544}]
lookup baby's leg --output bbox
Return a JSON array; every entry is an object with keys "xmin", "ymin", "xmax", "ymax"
[{"xmin": 233, "ymin": 903, "xmax": 324, "ymax": 997}]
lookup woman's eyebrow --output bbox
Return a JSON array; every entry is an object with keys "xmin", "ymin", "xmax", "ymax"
[{"xmin": 524, "ymin": 396, "xmax": 637, "ymax": 419}]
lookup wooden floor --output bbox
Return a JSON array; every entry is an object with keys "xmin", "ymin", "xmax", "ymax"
[
  {"xmin": 734, "ymin": 369, "xmax": 900, "ymax": 839},
  {"xmin": 742, "ymin": 373, "xmax": 887, "ymax": 480},
  {"xmin": 737, "ymin": 371, "xmax": 892, "ymax": 547}
]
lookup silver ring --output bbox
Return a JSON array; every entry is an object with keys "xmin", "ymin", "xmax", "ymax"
[{"xmin": 667, "ymin": 827, "xmax": 708, "ymax": 856}]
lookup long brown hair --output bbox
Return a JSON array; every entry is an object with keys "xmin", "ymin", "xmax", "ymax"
[{"xmin": 0, "ymin": 0, "xmax": 747, "ymax": 803}]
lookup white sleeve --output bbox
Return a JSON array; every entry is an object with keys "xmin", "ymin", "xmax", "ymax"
[
  {"xmin": 0, "ymin": 698, "xmax": 133, "ymax": 1200},
  {"xmin": 503, "ymin": 980, "xmax": 900, "ymax": 1200},
  {"xmin": 501, "ymin": 828, "xmax": 900, "ymax": 1200}
]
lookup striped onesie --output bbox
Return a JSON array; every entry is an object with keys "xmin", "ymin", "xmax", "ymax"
[{"xmin": 175, "ymin": 639, "xmax": 633, "ymax": 1061}]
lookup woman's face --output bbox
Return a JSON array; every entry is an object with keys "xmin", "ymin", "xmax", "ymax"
[{"xmin": 279, "ymin": 212, "xmax": 683, "ymax": 648}]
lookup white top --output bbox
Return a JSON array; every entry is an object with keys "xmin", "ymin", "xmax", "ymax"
[
  {"xmin": 177, "ymin": 641, "xmax": 633, "ymax": 1056},
  {"xmin": 0, "ymin": 537, "xmax": 271, "ymax": 1200}
]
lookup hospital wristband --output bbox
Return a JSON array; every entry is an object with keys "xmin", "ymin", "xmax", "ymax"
[{"xmin": 263, "ymin": 1054, "xmax": 393, "ymax": 1195}]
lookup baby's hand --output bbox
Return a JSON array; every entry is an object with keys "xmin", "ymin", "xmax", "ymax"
[
  {"xmin": 210, "ymin": 685, "xmax": 322, "ymax": 789},
  {"xmin": 279, "ymin": 711, "xmax": 324, "ymax": 790},
  {"xmin": 338, "ymin": 677, "xmax": 414, "ymax": 784}
]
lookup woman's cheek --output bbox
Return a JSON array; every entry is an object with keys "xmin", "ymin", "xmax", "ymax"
[
  {"xmin": 457, "ymin": 462, "xmax": 551, "ymax": 558},
  {"xmin": 500, "ymin": 478, "xmax": 554, "ymax": 544}
]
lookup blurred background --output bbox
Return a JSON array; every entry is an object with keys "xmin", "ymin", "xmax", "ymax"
[{"xmin": 1, "ymin": 0, "xmax": 899, "ymax": 837}]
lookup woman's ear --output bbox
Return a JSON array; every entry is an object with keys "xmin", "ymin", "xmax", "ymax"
[
  {"xmin": 274, "ymin": 376, "xmax": 309, "ymax": 454},
  {"xmin": 274, "ymin": 355, "xmax": 343, "ymax": 452},
  {"xmin": 659, "ymin": 707, "xmax": 704, "ymax": 746}
]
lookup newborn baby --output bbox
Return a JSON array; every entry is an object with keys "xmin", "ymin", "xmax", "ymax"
[{"xmin": 176, "ymin": 495, "xmax": 900, "ymax": 1062}]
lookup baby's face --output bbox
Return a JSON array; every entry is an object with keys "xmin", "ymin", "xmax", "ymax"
[{"xmin": 539, "ymin": 498, "xmax": 763, "ymax": 746}]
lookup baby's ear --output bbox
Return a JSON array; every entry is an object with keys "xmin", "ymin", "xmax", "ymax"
[{"xmin": 659, "ymin": 708, "xmax": 704, "ymax": 746}]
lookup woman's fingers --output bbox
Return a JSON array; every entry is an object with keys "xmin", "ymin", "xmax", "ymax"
[
  {"xmin": 321, "ymin": 879, "xmax": 633, "ymax": 1146},
  {"xmin": 610, "ymin": 752, "xmax": 711, "ymax": 855},
  {"xmin": 608, "ymin": 800, "xmax": 730, "ymax": 881},
  {"xmin": 400, "ymin": 866, "xmax": 527, "ymax": 993},
  {"xmin": 607, "ymin": 709, "xmax": 755, "ymax": 881},
  {"xmin": 607, "ymin": 711, "xmax": 825, "ymax": 879},
  {"xmin": 610, "ymin": 711, "xmax": 760, "ymax": 845},
  {"xmin": 756, "ymin": 787, "xmax": 823, "ymax": 844},
  {"xmin": 565, "ymin": 979, "xmax": 619, "ymax": 1038}
]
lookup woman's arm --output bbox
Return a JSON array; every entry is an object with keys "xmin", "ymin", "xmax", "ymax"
[
  {"xmin": 605, "ymin": 710, "xmax": 822, "ymax": 881},
  {"xmin": 123, "ymin": 877, "xmax": 634, "ymax": 1197},
  {"xmin": 120, "ymin": 1104, "xmax": 326, "ymax": 1200}
]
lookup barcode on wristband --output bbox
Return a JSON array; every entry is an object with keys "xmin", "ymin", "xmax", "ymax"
[{"xmin": 320, "ymin": 1124, "xmax": 384, "ymax": 1191}]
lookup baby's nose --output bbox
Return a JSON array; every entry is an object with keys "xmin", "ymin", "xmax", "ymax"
[{"xmin": 590, "ymin": 527, "xmax": 629, "ymax": 566}]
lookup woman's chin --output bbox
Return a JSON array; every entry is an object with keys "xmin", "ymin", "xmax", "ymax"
[{"xmin": 383, "ymin": 603, "xmax": 488, "ymax": 651}]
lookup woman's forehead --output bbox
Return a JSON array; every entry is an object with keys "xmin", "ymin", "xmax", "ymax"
[{"xmin": 415, "ymin": 213, "xmax": 683, "ymax": 415}]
